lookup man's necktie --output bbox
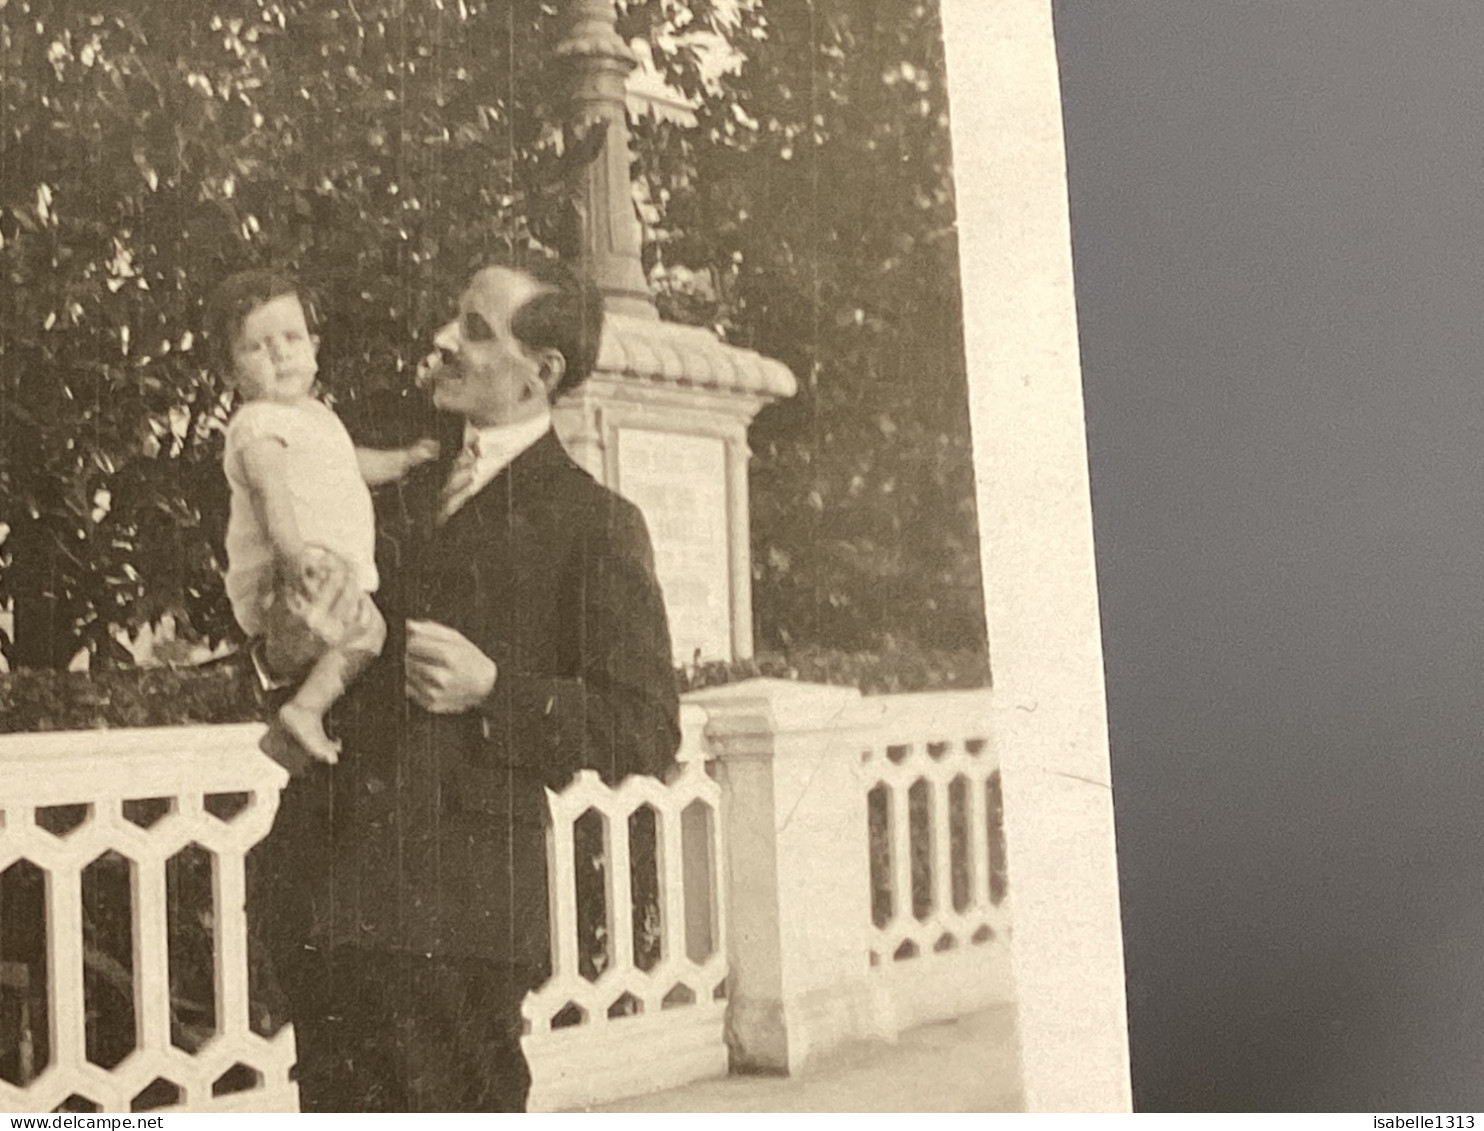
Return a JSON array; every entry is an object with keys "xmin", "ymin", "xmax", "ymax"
[{"xmin": 437, "ymin": 436, "xmax": 481, "ymax": 524}]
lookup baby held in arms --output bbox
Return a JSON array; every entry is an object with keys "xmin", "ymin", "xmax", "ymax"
[{"xmin": 208, "ymin": 269, "xmax": 436, "ymax": 764}]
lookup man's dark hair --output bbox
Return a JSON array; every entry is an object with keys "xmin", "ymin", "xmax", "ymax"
[
  {"xmin": 204, "ymin": 269, "xmax": 319, "ymax": 372},
  {"xmin": 508, "ymin": 258, "xmax": 605, "ymax": 400}
]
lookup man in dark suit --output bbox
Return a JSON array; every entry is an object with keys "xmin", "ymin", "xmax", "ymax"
[{"xmin": 255, "ymin": 261, "xmax": 680, "ymax": 1112}]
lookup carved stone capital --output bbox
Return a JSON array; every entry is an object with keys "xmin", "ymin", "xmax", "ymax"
[
  {"xmin": 555, "ymin": 0, "xmax": 637, "ymax": 70},
  {"xmin": 597, "ymin": 313, "xmax": 800, "ymax": 402}
]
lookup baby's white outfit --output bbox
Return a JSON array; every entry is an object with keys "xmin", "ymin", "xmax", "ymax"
[{"xmin": 222, "ymin": 399, "xmax": 378, "ymax": 636}]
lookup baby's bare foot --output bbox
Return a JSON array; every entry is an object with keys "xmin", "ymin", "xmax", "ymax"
[
  {"xmin": 259, "ymin": 720, "xmax": 314, "ymax": 777},
  {"xmin": 279, "ymin": 702, "xmax": 342, "ymax": 765}
]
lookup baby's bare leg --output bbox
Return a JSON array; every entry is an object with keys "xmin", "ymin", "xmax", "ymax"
[
  {"xmin": 276, "ymin": 593, "xmax": 386, "ymax": 766},
  {"xmin": 278, "ymin": 646, "xmax": 363, "ymax": 764}
]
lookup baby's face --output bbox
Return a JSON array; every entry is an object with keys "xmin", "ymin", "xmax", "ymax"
[{"xmin": 230, "ymin": 294, "xmax": 319, "ymax": 404}]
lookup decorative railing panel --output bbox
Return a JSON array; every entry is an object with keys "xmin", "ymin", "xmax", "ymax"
[
  {"xmin": 1, "ymin": 685, "xmax": 1014, "ymax": 1112},
  {"xmin": 858, "ymin": 691, "xmax": 1014, "ymax": 1029},
  {"xmin": 0, "ymin": 725, "xmax": 296, "ymax": 1114},
  {"xmin": 522, "ymin": 704, "xmax": 727, "ymax": 1112}
]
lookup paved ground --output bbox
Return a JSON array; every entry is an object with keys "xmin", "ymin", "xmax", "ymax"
[{"xmin": 584, "ymin": 1005, "xmax": 1025, "ymax": 1113}]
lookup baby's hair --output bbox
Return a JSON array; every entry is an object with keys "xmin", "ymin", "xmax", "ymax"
[{"xmin": 204, "ymin": 269, "xmax": 320, "ymax": 371}]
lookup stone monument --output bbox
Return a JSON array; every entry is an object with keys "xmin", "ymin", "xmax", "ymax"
[{"xmin": 550, "ymin": 0, "xmax": 796, "ymax": 666}]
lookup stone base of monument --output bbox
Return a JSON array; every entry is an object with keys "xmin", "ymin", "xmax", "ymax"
[{"xmin": 553, "ymin": 310, "xmax": 796, "ymax": 667}]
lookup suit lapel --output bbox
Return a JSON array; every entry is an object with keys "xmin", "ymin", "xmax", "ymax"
[{"xmin": 411, "ymin": 429, "xmax": 570, "ymax": 635}]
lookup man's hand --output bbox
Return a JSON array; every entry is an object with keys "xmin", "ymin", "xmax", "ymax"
[
  {"xmin": 282, "ymin": 546, "xmax": 359, "ymax": 643},
  {"xmin": 405, "ymin": 619, "xmax": 497, "ymax": 713},
  {"xmin": 262, "ymin": 546, "xmax": 362, "ymax": 682}
]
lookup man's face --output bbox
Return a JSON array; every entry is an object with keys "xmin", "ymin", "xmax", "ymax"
[
  {"xmin": 230, "ymin": 294, "xmax": 319, "ymax": 404},
  {"xmin": 429, "ymin": 267, "xmax": 552, "ymax": 428}
]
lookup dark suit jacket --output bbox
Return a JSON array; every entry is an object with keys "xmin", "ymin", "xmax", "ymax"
[{"xmin": 267, "ymin": 428, "xmax": 680, "ymax": 975}]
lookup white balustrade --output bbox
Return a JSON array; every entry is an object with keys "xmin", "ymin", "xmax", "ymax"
[
  {"xmin": 0, "ymin": 725, "xmax": 297, "ymax": 1115},
  {"xmin": 521, "ymin": 704, "xmax": 728, "ymax": 1112},
  {"xmin": 0, "ymin": 683, "xmax": 1014, "ymax": 1113},
  {"xmin": 687, "ymin": 679, "xmax": 1014, "ymax": 1074},
  {"xmin": 855, "ymin": 691, "xmax": 1014, "ymax": 1031}
]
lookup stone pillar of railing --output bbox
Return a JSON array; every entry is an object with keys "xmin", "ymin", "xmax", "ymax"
[{"xmin": 683, "ymin": 678, "xmax": 896, "ymax": 1074}]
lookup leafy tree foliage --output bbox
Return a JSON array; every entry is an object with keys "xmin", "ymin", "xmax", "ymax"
[
  {"xmin": 0, "ymin": 0, "xmax": 705, "ymax": 667},
  {"xmin": 0, "ymin": 0, "xmax": 983, "ymax": 668},
  {"xmin": 634, "ymin": 0, "xmax": 985, "ymax": 652}
]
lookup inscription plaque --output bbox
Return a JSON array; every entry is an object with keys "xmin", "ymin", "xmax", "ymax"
[{"xmin": 616, "ymin": 428, "xmax": 733, "ymax": 664}]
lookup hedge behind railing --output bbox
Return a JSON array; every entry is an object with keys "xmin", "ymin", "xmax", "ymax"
[
  {"xmin": 0, "ymin": 645, "xmax": 989, "ymax": 735},
  {"xmin": 0, "ymin": 661, "xmax": 263, "ymax": 734}
]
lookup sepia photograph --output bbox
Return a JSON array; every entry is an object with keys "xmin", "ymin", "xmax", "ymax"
[
  {"xmin": 11, "ymin": 0, "xmax": 1480, "ymax": 1116},
  {"xmin": 1, "ymin": 0, "xmax": 1059, "ymax": 1114}
]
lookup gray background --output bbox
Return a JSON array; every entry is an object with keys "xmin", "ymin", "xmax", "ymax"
[{"xmin": 1052, "ymin": 0, "xmax": 1484, "ymax": 1110}]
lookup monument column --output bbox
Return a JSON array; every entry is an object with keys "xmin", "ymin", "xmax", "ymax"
[
  {"xmin": 555, "ymin": 0, "xmax": 658, "ymax": 319},
  {"xmin": 550, "ymin": 0, "xmax": 796, "ymax": 666}
]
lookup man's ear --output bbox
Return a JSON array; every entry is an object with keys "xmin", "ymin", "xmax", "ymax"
[{"xmin": 536, "ymin": 349, "xmax": 565, "ymax": 398}]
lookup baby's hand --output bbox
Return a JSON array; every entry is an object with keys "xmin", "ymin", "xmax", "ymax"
[
  {"xmin": 355, "ymin": 442, "xmax": 441, "ymax": 486},
  {"xmin": 406, "ymin": 438, "xmax": 440, "ymax": 470}
]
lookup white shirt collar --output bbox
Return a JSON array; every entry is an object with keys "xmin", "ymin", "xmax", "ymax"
[{"xmin": 463, "ymin": 409, "xmax": 552, "ymax": 482}]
